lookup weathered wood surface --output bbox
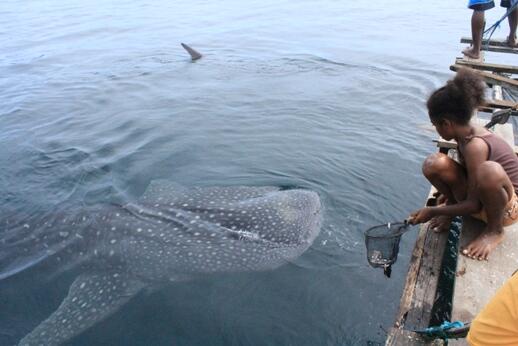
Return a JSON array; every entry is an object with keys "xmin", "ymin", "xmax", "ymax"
[
  {"xmin": 449, "ymin": 218, "xmax": 518, "ymax": 346},
  {"xmin": 386, "ymin": 328, "xmax": 444, "ymax": 346},
  {"xmin": 461, "ymin": 51, "xmax": 484, "ymax": 63},
  {"xmin": 455, "ymin": 58, "xmax": 518, "ymax": 75},
  {"xmin": 486, "ymin": 99, "xmax": 517, "ymax": 110},
  {"xmin": 450, "ymin": 64, "xmax": 518, "ymax": 89},
  {"xmin": 479, "ymin": 98, "xmax": 518, "ymax": 114},
  {"xmin": 385, "ymin": 189, "xmax": 449, "ymax": 345},
  {"xmin": 460, "ymin": 37, "xmax": 518, "ymax": 54},
  {"xmin": 461, "ymin": 37, "xmax": 510, "ymax": 47}
]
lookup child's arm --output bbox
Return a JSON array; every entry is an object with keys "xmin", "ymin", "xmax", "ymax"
[{"xmin": 409, "ymin": 198, "xmax": 480, "ymax": 224}]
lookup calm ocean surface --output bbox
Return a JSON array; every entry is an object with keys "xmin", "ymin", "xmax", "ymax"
[{"xmin": 0, "ymin": 1, "xmax": 513, "ymax": 345}]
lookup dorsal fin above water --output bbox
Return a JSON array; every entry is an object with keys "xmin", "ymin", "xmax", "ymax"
[{"xmin": 181, "ymin": 43, "xmax": 202, "ymax": 61}]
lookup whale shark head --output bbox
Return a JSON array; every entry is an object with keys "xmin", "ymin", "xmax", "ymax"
[
  {"xmin": 136, "ymin": 182, "xmax": 322, "ymax": 246},
  {"xmin": 122, "ymin": 182, "xmax": 323, "ymax": 275}
]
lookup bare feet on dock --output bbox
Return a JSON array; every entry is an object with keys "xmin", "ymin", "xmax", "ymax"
[
  {"xmin": 462, "ymin": 46, "xmax": 480, "ymax": 59},
  {"xmin": 461, "ymin": 228, "xmax": 505, "ymax": 261},
  {"xmin": 428, "ymin": 215, "xmax": 452, "ymax": 233},
  {"xmin": 507, "ymin": 36, "xmax": 517, "ymax": 48}
]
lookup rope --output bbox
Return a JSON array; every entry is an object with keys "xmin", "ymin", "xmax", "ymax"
[
  {"xmin": 483, "ymin": 0, "xmax": 518, "ymax": 48},
  {"xmin": 414, "ymin": 321, "xmax": 466, "ymax": 340}
]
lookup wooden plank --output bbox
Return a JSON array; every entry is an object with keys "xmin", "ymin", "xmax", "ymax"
[
  {"xmin": 450, "ymin": 64, "xmax": 518, "ymax": 89},
  {"xmin": 386, "ymin": 328, "xmax": 444, "ymax": 346},
  {"xmin": 386, "ymin": 189, "xmax": 450, "ymax": 344},
  {"xmin": 460, "ymin": 37, "xmax": 518, "ymax": 54},
  {"xmin": 434, "ymin": 139, "xmax": 457, "ymax": 150},
  {"xmin": 391, "ymin": 222, "xmax": 428, "ymax": 328},
  {"xmin": 455, "ymin": 58, "xmax": 518, "ymax": 75},
  {"xmin": 386, "ymin": 226, "xmax": 449, "ymax": 343},
  {"xmin": 461, "ymin": 51, "xmax": 484, "ymax": 63},
  {"xmin": 479, "ymin": 46, "xmax": 518, "ymax": 54},
  {"xmin": 403, "ymin": 227, "xmax": 449, "ymax": 329},
  {"xmin": 461, "ymin": 36, "xmax": 514, "ymax": 48},
  {"xmin": 485, "ymin": 99, "xmax": 518, "ymax": 110}
]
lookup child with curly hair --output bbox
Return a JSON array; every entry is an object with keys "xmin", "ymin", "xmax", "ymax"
[{"xmin": 409, "ymin": 69, "xmax": 518, "ymax": 261}]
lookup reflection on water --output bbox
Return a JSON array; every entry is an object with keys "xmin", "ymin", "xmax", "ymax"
[{"xmin": 0, "ymin": 0, "xmax": 477, "ymax": 344}]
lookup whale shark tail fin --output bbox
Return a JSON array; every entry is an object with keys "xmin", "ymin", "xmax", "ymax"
[
  {"xmin": 181, "ymin": 43, "xmax": 202, "ymax": 61},
  {"xmin": 19, "ymin": 272, "xmax": 145, "ymax": 345}
]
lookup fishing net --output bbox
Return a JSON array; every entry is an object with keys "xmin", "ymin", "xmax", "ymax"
[{"xmin": 364, "ymin": 222, "xmax": 409, "ymax": 276}]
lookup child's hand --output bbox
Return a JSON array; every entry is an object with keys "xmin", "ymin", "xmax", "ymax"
[
  {"xmin": 436, "ymin": 194, "xmax": 448, "ymax": 205},
  {"xmin": 408, "ymin": 207, "xmax": 435, "ymax": 225},
  {"xmin": 432, "ymin": 191, "xmax": 448, "ymax": 205}
]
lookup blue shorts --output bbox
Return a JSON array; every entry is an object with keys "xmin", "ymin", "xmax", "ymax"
[{"xmin": 468, "ymin": 0, "xmax": 516, "ymax": 10}]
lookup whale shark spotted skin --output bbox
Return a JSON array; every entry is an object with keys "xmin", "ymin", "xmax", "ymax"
[{"xmin": 1, "ymin": 181, "xmax": 322, "ymax": 345}]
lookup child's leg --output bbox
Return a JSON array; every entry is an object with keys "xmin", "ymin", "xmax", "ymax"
[
  {"xmin": 422, "ymin": 153, "xmax": 468, "ymax": 232},
  {"xmin": 463, "ymin": 10, "xmax": 486, "ymax": 59},
  {"xmin": 463, "ymin": 161, "xmax": 514, "ymax": 260}
]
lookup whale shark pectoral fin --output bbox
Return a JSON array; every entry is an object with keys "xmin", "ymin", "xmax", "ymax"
[{"xmin": 19, "ymin": 272, "xmax": 145, "ymax": 346}]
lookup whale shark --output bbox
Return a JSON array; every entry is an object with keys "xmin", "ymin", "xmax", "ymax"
[{"xmin": 1, "ymin": 181, "xmax": 322, "ymax": 345}]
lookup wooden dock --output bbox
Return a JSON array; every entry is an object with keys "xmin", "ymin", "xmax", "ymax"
[
  {"xmin": 386, "ymin": 36, "xmax": 518, "ymax": 345},
  {"xmin": 449, "ymin": 217, "xmax": 518, "ymax": 346},
  {"xmin": 460, "ymin": 37, "xmax": 518, "ymax": 55}
]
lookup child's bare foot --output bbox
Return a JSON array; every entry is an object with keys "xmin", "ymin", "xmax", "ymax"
[
  {"xmin": 461, "ymin": 228, "xmax": 505, "ymax": 261},
  {"xmin": 462, "ymin": 46, "xmax": 480, "ymax": 59},
  {"xmin": 507, "ymin": 36, "xmax": 517, "ymax": 48},
  {"xmin": 429, "ymin": 215, "xmax": 452, "ymax": 233}
]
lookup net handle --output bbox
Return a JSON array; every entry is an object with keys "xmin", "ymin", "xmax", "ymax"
[{"xmin": 364, "ymin": 220, "xmax": 412, "ymax": 239}]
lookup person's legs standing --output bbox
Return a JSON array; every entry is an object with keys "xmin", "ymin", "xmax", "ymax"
[
  {"xmin": 501, "ymin": 0, "xmax": 517, "ymax": 46},
  {"xmin": 464, "ymin": 1, "xmax": 495, "ymax": 58}
]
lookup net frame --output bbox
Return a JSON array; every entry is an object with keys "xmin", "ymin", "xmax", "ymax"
[{"xmin": 364, "ymin": 222, "xmax": 409, "ymax": 269}]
